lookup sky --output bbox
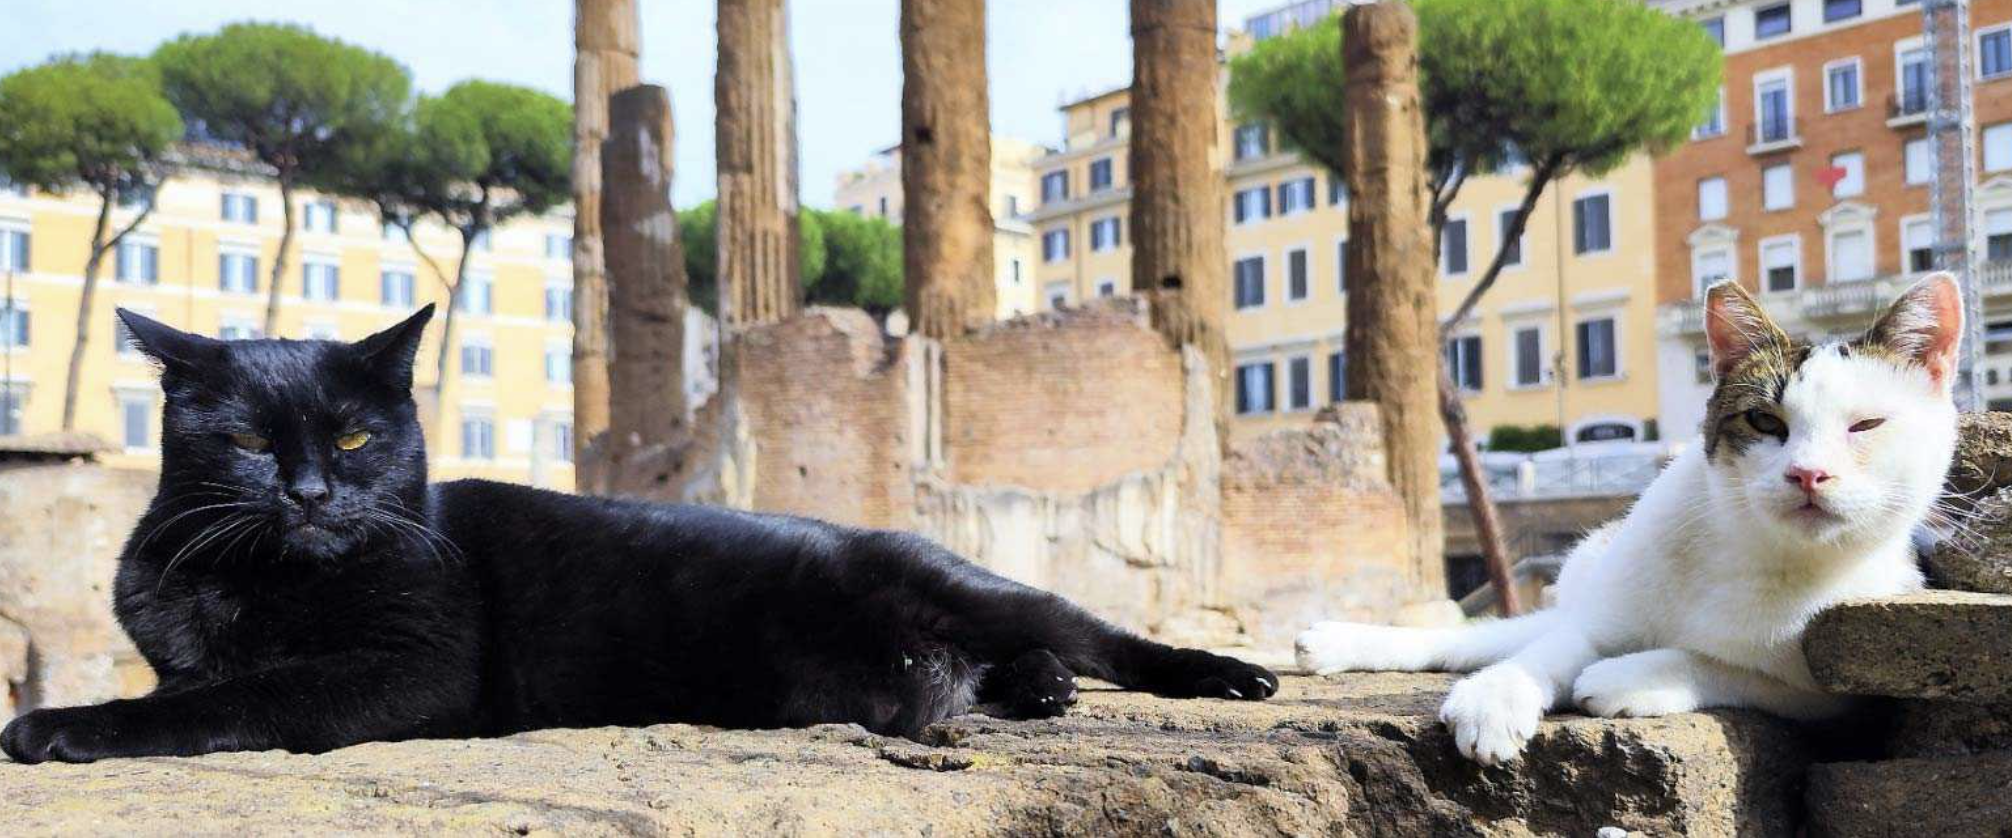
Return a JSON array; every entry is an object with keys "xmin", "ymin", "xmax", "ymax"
[{"xmin": 1, "ymin": 0, "xmax": 1283, "ymax": 209}]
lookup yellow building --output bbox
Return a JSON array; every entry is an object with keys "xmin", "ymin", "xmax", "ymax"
[
  {"xmin": 0, "ymin": 148, "xmax": 578, "ymax": 488},
  {"xmin": 832, "ymin": 136, "xmax": 1048, "ymax": 318},
  {"xmin": 1022, "ymin": 13, "xmax": 1664, "ymax": 448}
]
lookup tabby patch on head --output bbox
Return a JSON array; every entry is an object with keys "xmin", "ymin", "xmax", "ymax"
[{"xmin": 1698, "ymin": 275, "xmax": 1963, "ymax": 543}]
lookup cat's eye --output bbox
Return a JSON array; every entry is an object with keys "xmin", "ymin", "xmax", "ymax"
[
  {"xmin": 229, "ymin": 433, "xmax": 270, "ymax": 453},
  {"xmin": 1849, "ymin": 418, "xmax": 1887, "ymax": 433},
  {"xmin": 1744, "ymin": 409, "xmax": 1787, "ymax": 438},
  {"xmin": 335, "ymin": 431, "xmax": 371, "ymax": 451}
]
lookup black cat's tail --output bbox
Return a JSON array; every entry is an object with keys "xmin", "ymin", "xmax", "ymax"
[{"xmin": 888, "ymin": 533, "xmax": 1278, "ymax": 702}]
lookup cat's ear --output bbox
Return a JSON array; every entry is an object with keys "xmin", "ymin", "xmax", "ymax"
[
  {"xmin": 115, "ymin": 308, "xmax": 223, "ymax": 376},
  {"xmin": 1702, "ymin": 280, "xmax": 1790, "ymax": 381},
  {"xmin": 1865, "ymin": 272, "xmax": 1964, "ymax": 389},
  {"xmin": 353, "ymin": 304, "xmax": 434, "ymax": 392}
]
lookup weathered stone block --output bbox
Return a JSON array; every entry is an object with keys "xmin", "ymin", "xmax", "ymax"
[
  {"xmin": 1807, "ymin": 750, "xmax": 2012, "ymax": 837},
  {"xmin": 0, "ymin": 674, "xmax": 1809, "ymax": 836},
  {"xmin": 1946, "ymin": 411, "xmax": 2012, "ymax": 514},
  {"xmin": 1889, "ymin": 698, "xmax": 2012, "ymax": 758},
  {"xmin": 1804, "ymin": 591, "xmax": 2012, "ymax": 701},
  {"xmin": 1923, "ymin": 486, "xmax": 2012, "ymax": 594}
]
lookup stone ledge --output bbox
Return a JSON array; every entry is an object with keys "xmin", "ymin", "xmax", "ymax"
[
  {"xmin": 1806, "ymin": 750, "xmax": 2012, "ymax": 837},
  {"xmin": 0, "ymin": 674, "xmax": 1810, "ymax": 836},
  {"xmin": 1804, "ymin": 591, "xmax": 2012, "ymax": 701}
]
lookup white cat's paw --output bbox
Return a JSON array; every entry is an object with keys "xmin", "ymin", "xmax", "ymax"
[
  {"xmin": 1295, "ymin": 621, "xmax": 1373, "ymax": 674},
  {"xmin": 1438, "ymin": 667, "xmax": 1545, "ymax": 766},
  {"xmin": 1572, "ymin": 652, "xmax": 1701, "ymax": 718}
]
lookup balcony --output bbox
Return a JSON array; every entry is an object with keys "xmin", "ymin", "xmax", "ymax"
[
  {"xmin": 1888, "ymin": 91, "xmax": 1930, "ymax": 127},
  {"xmin": 1659, "ymin": 262, "xmax": 2012, "ymax": 337},
  {"xmin": 1745, "ymin": 117, "xmax": 1800, "ymax": 155}
]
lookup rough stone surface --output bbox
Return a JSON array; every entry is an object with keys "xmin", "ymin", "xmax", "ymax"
[
  {"xmin": 1945, "ymin": 411, "xmax": 2012, "ymax": 514},
  {"xmin": 1888, "ymin": 699, "xmax": 2012, "ymax": 758},
  {"xmin": 1806, "ymin": 750, "xmax": 2012, "ymax": 837},
  {"xmin": 1923, "ymin": 485, "xmax": 2012, "ymax": 594},
  {"xmin": 0, "ymin": 463, "xmax": 155, "ymax": 720},
  {"xmin": 1804, "ymin": 591, "xmax": 2012, "ymax": 701},
  {"xmin": 0, "ymin": 674, "xmax": 1811, "ymax": 836},
  {"xmin": 1221, "ymin": 405, "xmax": 1424, "ymax": 645}
]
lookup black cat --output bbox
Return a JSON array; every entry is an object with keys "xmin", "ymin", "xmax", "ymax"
[{"xmin": 1, "ymin": 306, "xmax": 1277, "ymax": 764}]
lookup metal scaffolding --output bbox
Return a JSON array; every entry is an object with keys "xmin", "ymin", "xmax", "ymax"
[{"xmin": 1925, "ymin": 0, "xmax": 1985, "ymax": 409}]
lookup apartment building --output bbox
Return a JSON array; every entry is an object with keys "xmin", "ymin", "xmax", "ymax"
[
  {"xmin": 1651, "ymin": 0, "xmax": 2012, "ymax": 437},
  {"xmin": 832, "ymin": 136, "xmax": 1049, "ymax": 318},
  {"xmin": 1022, "ymin": 7, "xmax": 1665, "ymax": 447},
  {"xmin": 0, "ymin": 147, "xmax": 579, "ymax": 488}
]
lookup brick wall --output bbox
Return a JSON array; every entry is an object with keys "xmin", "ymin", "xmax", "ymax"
[
  {"xmin": 734, "ymin": 308, "xmax": 919, "ymax": 530},
  {"xmin": 942, "ymin": 298, "xmax": 1185, "ymax": 493},
  {"xmin": 1654, "ymin": 0, "xmax": 2012, "ymax": 306},
  {"xmin": 1221, "ymin": 404, "xmax": 1421, "ymax": 645}
]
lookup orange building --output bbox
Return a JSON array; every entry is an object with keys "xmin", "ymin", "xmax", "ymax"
[{"xmin": 1651, "ymin": 0, "xmax": 2012, "ymax": 436}]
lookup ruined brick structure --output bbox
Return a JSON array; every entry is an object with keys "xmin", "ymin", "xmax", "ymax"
[{"xmin": 674, "ymin": 299, "xmax": 1436, "ymax": 649}]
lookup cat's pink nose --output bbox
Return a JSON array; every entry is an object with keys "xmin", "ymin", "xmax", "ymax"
[{"xmin": 1784, "ymin": 466, "xmax": 1832, "ymax": 494}]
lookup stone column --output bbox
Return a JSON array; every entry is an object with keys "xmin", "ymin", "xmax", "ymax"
[
  {"xmin": 900, "ymin": 0, "xmax": 996, "ymax": 338},
  {"xmin": 716, "ymin": 0, "xmax": 801, "ymax": 329},
  {"xmin": 1128, "ymin": 0, "xmax": 1231, "ymax": 435},
  {"xmin": 571, "ymin": 0, "xmax": 639, "ymax": 472},
  {"xmin": 602, "ymin": 85, "xmax": 689, "ymax": 487},
  {"xmin": 1340, "ymin": 4, "xmax": 1445, "ymax": 598}
]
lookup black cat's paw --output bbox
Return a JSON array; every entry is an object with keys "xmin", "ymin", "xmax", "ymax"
[
  {"xmin": 988, "ymin": 649, "xmax": 1079, "ymax": 720},
  {"xmin": 2, "ymin": 706, "xmax": 127, "ymax": 765},
  {"xmin": 1161, "ymin": 650, "xmax": 1279, "ymax": 702}
]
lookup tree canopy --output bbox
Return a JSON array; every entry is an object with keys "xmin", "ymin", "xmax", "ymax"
[
  {"xmin": 152, "ymin": 23, "xmax": 410, "ymax": 178},
  {"xmin": 679, "ymin": 201, "xmax": 901, "ymax": 315},
  {"xmin": 1227, "ymin": 0, "xmax": 1721, "ymax": 186},
  {"xmin": 406, "ymin": 80, "xmax": 573, "ymax": 234},
  {"xmin": 0, "ymin": 53, "xmax": 181, "ymax": 198}
]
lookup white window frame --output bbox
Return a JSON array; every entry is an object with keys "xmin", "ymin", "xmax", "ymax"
[
  {"xmin": 1573, "ymin": 314, "xmax": 1623, "ymax": 383},
  {"xmin": 1233, "ymin": 357, "xmax": 1276, "ymax": 416},
  {"xmin": 458, "ymin": 272, "xmax": 495, "ymax": 315},
  {"xmin": 1693, "ymin": 87, "xmax": 1727, "ymax": 140},
  {"xmin": 1506, "ymin": 321, "xmax": 1549, "ymax": 390},
  {"xmin": 1759, "ymin": 233, "xmax": 1803, "ymax": 294},
  {"xmin": 1284, "ymin": 353, "xmax": 1315, "ymax": 412},
  {"xmin": 1041, "ymin": 228, "xmax": 1069, "ymax": 263},
  {"xmin": 1440, "ymin": 212, "xmax": 1472, "ymax": 276},
  {"xmin": 1752, "ymin": 67, "xmax": 1795, "ymax": 143},
  {"xmin": 460, "ymin": 334, "xmax": 495, "ymax": 379},
  {"xmin": 1979, "ymin": 23, "xmax": 2012, "ymax": 80},
  {"xmin": 1572, "ymin": 188, "xmax": 1616, "ymax": 256},
  {"xmin": 1897, "ymin": 39, "xmax": 1931, "ymax": 115},
  {"xmin": 1233, "ymin": 252, "xmax": 1267, "ymax": 310},
  {"xmin": 1905, "ymin": 138, "xmax": 1934, "ymax": 185},
  {"xmin": 544, "ymin": 277, "xmax": 574, "ymax": 322},
  {"xmin": 1495, "ymin": 204, "xmax": 1527, "ymax": 269},
  {"xmin": 114, "ymin": 235, "xmax": 161, "ymax": 285},
  {"xmin": 301, "ymin": 256, "xmax": 341, "ymax": 302},
  {"xmin": 1831, "ymin": 151, "xmax": 1866, "ymax": 198},
  {"xmin": 1762, "ymin": 163, "xmax": 1795, "ymax": 211},
  {"xmin": 113, "ymin": 386, "xmax": 158, "ymax": 453},
  {"xmin": 0, "ymin": 219, "xmax": 31, "ymax": 274},
  {"xmin": 1823, "ymin": 57, "xmax": 1863, "ymax": 113},
  {"xmin": 0, "ymin": 297, "xmax": 28, "ymax": 351},
  {"xmin": 221, "ymin": 191, "xmax": 258, "ymax": 225},
  {"xmin": 459, "ymin": 407, "xmax": 498, "ymax": 461},
  {"xmin": 1901, "ymin": 213, "xmax": 1936, "ymax": 273},
  {"xmin": 218, "ymin": 246, "xmax": 259, "ymax": 295},
  {"xmin": 545, "ymin": 341, "xmax": 573, "ymax": 385},
  {"xmin": 1691, "ymin": 242, "xmax": 1737, "ymax": 299},
  {"xmin": 1283, "ymin": 244, "xmax": 1312, "ymax": 304},
  {"xmin": 218, "ymin": 315, "xmax": 261, "ymax": 341},
  {"xmin": 1986, "ymin": 122, "xmax": 2012, "ymax": 172},
  {"xmin": 1445, "ymin": 332, "xmax": 1483, "ymax": 393},
  {"xmin": 1698, "ymin": 176, "xmax": 1729, "ymax": 221},
  {"xmin": 1043, "ymin": 280, "xmax": 1070, "ymax": 311},
  {"xmin": 1089, "ymin": 216, "xmax": 1121, "ymax": 252},
  {"xmin": 1334, "ymin": 234, "xmax": 1349, "ymax": 295},
  {"xmin": 1825, "ymin": 218, "xmax": 1877, "ymax": 284}
]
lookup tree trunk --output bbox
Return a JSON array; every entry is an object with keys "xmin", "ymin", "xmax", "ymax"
[
  {"xmin": 715, "ymin": 0, "xmax": 801, "ymax": 329},
  {"xmin": 1129, "ymin": 0, "xmax": 1231, "ymax": 435},
  {"xmin": 602, "ymin": 84, "xmax": 689, "ymax": 488},
  {"xmin": 900, "ymin": 0, "xmax": 995, "ymax": 338},
  {"xmin": 62, "ymin": 190, "xmax": 158, "ymax": 431},
  {"xmin": 1439, "ymin": 367, "xmax": 1520, "ymax": 616},
  {"xmin": 1340, "ymin": 3, "xmax": 1445, "ymax": 602},
  {"xmin": 263, "ymin": 176, "xmax": 296, "ymax": 337},
  {"xmin": 572, "ymin": 0, "xmax": 640, "ymax": 473},
  {"xmin": 432, "ymin": 241, "xmax": 473, "ymax": 444},
  {"xmin": 61, "ymin": 196, "xmax": 115, "ymax": 431}
]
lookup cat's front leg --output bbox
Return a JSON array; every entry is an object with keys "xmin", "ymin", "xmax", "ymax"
[
  {"xmin": 2, "ymin": 698, "xmax": 215, "ymax": 764},
  {"xmin": 1571, "ymin": 649, "xmax": 1851, "ymax": 721}
]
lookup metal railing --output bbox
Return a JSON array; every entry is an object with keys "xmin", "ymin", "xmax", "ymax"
[
  {"xmin": 1748, "ymin": 115, "xmax": 1798, "ymax": 146},
  {"xmin": 1441, "ymin": 447, "xmax": 1666, "ymax": 504},
  {"xmin": 1890, "ymin": 89, "xmax": 1931, "ymax": 120}
]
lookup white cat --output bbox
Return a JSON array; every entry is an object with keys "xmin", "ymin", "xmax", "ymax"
[{"xmin": 1295, "ymin": 274, "xmax": 1963, "ymax": 765}]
